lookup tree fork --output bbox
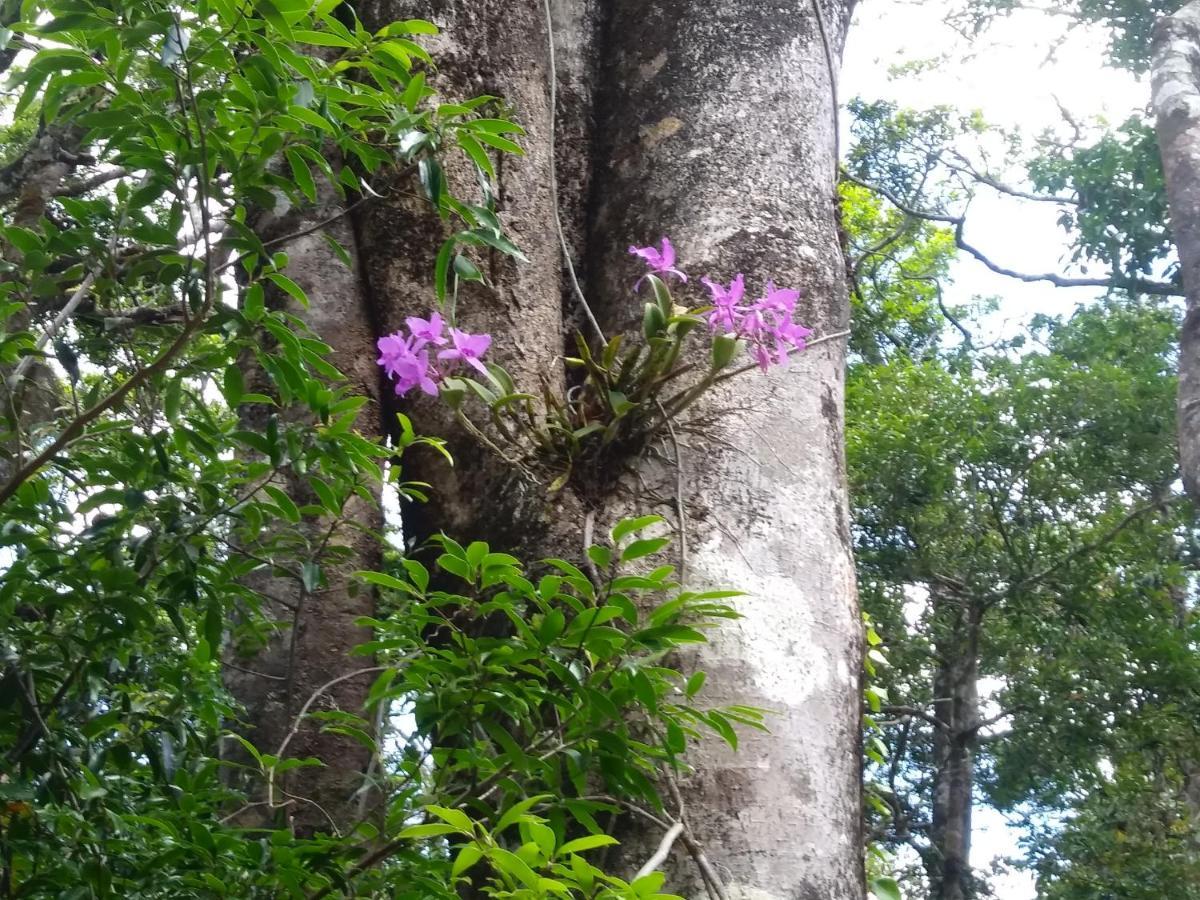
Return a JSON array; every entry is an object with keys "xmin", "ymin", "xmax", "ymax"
[{"xmin": 334, "ymin": 0, "xmax": 862, "ymax": 893}]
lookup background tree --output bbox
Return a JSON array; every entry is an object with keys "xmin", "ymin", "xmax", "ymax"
[
  {"xmin": 840, "ymin": 2, "xmax": 1200, "ymax": 890},
  {"xmin": 849, "ymin": 294, "xmax": 1195, "ymax": 898}
]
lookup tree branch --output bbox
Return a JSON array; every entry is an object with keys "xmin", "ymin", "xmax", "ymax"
[
  {"xmin": 953, "ymin": 219, "xmax": 1180, "ymax": 295},
  {"xmin": 52, "ymin": 166, "xmax": 130, "ymax": 197},
  {"xmin": 634, "ymin": 822, "xmax": 685, "ymax": 880},
  {"xmin": 1006, "ymin": 493, "xmax": 1177, "ymax": 598},
  {"xmin": 841, "ymin": 170, "xmax": 1182, "ymax": 297},
  {"xmin": 881, "ymin": 704, "xmax": 952, "ymax": 732}
]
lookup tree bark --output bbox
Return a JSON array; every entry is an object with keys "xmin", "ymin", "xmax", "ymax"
[
  {"xmin": 353, "ymin": 0, "xmax": 583, "ymax": 557},
  {"xmin": 1152, "ymin": 1, "xmax": 1200, "ymax": 503},
  {"xmin": 252, "ymin": 0, "xmax": 863, "ymax": 892},
  {"xmin": 581, "ymin": 2, "xmax": 863, "ymax": 897}
]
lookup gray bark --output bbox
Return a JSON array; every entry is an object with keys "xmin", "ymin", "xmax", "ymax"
[
  {"xmin": 354, "ymin": 0, "xmax": 584, "ymax": 557},
  {"xmin": 583, "ymin": 2, "xmax": 863, "ymax": 897},
  {"xmin": 1152, "ymin": 1, "xmax": 1200, "ymax": 503}
]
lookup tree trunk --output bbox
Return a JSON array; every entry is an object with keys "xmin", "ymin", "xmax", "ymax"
[
  {"xmin": 1152, "ymin": 1, "xmax": 1200, "ymax": 502},
  {"xmin": 224, "ymin": 178, "xmax": 385, "ymax": 836},
  {"xmin": 928, "ymin": 601, "xmax": 981, "ymax": 900},
  {"xmin": 247, "ymin": 0, "xmax": 863, "ymax": 892},
  {"xmin": 353, "ymin": 0, "xmax": 579, "ymax": 557},
  {"xmin": 580, "ymin": 2, "xmax": 863, "ymax": 897}
]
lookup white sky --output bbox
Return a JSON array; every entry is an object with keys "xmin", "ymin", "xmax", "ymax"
[{"xmin": 841, "ymin": 3, "xmax": 1152, "ymax": 897}]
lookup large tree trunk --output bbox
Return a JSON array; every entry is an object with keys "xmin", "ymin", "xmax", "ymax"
[
  {"xmin": 582, "ymin": 2, "xmax": 863, "ymax": 896},
  {"xmin": 353, "ymin": 0, "xmax": 578, "ymax": 556},
  {"xmin": 244, "ymin": 0, "xmax": 863, "ymax": 892},
  {"xmin": 1152, "ymin": 1, "xmax": 1200, "ymax": 502}
]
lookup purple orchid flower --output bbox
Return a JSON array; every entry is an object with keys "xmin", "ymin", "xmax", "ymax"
[
  {"xmin": 437, "ymin": 327, "xmax": 492, "ymax": 377},
  {"xmin": 392, "ymin": 347, "xmax": 440, "ymax": 397},
  {"xmin": 701, "ymin": 273, "xmax": 746, "ymax": 332},
  {"xmin": 738, "ymin": 308, "xmax": 770, "ymax": 341},
  {"xmin": 377, "ymin": 333, "xmax": 414, "ymax": 379},
  {"xmin": 772, "ymin": 321, "xmax": 813, "ymax": 365},
  {"xmin": 759, "ymin": 281, "xmax": 802, "ymax": 316},
  {"xmin": 751, "ymin": 342, "xmax": 774, "ymax": 372},
  {"xmin": 378, "ymin": 332, "xmax": 439, "ymax": 397},
  {"xmin": 405, "ymin": 311, "xmax": 447, "ymax": 347},
  {"xmin": 629, "ymin": 237, "xmax": 688, "ymax": 289}
]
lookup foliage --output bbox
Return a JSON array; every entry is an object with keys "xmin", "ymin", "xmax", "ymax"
[
  {"xmin": 847, "ymin": 2, "xmax": 1198, "ymax": 893},
  {"xmin": 1031, "ymin": 753, "xmax": 1200, "ymax": 900},
  {"xmin": 863, "ymin": 612, "xmax": 904, "ymax": 900},
  {"xmin": 844, "ymin": 94, "xmax": 1180, "ymax": 301},
  {"xmin": 0, "ymin": 0, "xmax": 757, "ymax": 896},
  {"xmin": 1028, "ymin": 117, "xmax": 1173, "ymax": 281},
  {"xmin": 845, "ymin": 99, "xmax": 994, "ymax": 206},
  {"xmin": 848, "ymin": 295, "xmax": 1197, "ymax": 894},
  {"xmin": 954, "ymin": 0, "xmax": 1184, "ymax": 73},
  {"xmin": 839, "ymin": 181, "xmax": 963, "ymax": 364}
]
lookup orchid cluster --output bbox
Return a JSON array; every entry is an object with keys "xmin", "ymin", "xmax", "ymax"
[
  {"xmin": 373, "ymin": 234, "xmax": 815, "ymax": 493},
  {"xmin": 629, "ymin": 238, "xmax": 812, "ymax": 371},
  {"xmin": 377, "ymin": 311, "xmax": 492, "ymax": 398}
]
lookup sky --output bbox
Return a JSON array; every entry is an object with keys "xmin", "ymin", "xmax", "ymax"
[{"xmin": 840, "ymin": 2, "xmax": 1151, "ymax": 897}]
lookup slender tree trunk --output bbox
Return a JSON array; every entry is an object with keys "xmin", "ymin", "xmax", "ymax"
[
  {"xmin": 0, "ymin": 122, "xmax": 86, "ymax": 485},
  {"xmin": 248, "ymin": 0, "xmax": 863, "ymax": 891},
  {"xmin": 928, "ymin": 602, "xmax": 980, "ymax": 900},
  {"xmin": 1152, "ymin": 1, "xmax": 1200, "ymax": 502},
  {"xmin": 224, "ymin": 178, "xmax": 384, "ymax": 835}
]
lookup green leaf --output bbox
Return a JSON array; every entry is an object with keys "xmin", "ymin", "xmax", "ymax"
[
  {"xmin": 223, "ymin": 365, "xmax": 245, "ymax": 407},
  {"xmin": 434, "ymin": 236, "xmax": 455, "ymax": 305},
  {"xmin": 711, "ymin": 333, "xmax": 740, "ymax": 370},
  {"xmin": 457, "ymin": 131, "xmax": 495, "ymax": 179},
  {"xmin": 263, "ymin": 485, "xmax": 301, "ymax": 522},
  {"xmin": 557, "ymin": 834, "xmax": 618, "ymax": 856},
  {"xmin": 426, "ymin": 805, "xmax": 474, "ymax": 834},
  {"xmin": 474, "ymin": 131, "xmax": 523, "ymax": 155},
  {"xmin": 292, "ymin": 29, "xmax": 356, "ymax": 47},
  {"xmin": 397, "ymin": 823, "xmax": 464, "ymax": 839},
  {"xmin": 621, "ymin": 537, "xmax": 671, "ymax": 562},
  {"xmin": 286, "ymin": 105, "xmax": 336, "ymax": 134},
  {"xmin": 488, "ymin": 847, "xmax": 539, "ymax": 889},
  {"xmin": 612, "ymin": 515, "xmax": 664, "ymax": 543},
  {"xmin": 266, "ymin": 272, "xmax": 309, "ymax": 308},
  {"xmin": 452, "ymin": 844, "xmax": 483, "ymax": 878},
  {"xmin": 383, "ymin": 18, "xmax": 439, "ymax": 35},
  {"xmin": 470, "ymin": 118, "xmax": 527, "ymax": 135},
  {"xmin": 870, "ymin": 877, "xmax": 903, "ymax": 900},
  {"xmin": 355, "ymin": 570, "xmax": 418, "ymax": 594},
  {"xmin": 496, "ymin": 794, "xmax": 551, "ymax": 833},
  {"xmin": 285, "ymin": 148, "xmax": 317, "ymax": 202},
  {"xmin": 254, "ymin": 0, "xmax": 295, "ymax": 41},
  {"xmin": 643, "ymin": 302, "xmax": 666, "ymax": 339},
  {"xmin": 244, "ymin": 283, "xmax": 266, "ymax": 321}
]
